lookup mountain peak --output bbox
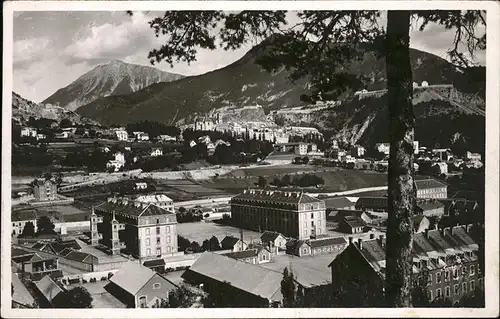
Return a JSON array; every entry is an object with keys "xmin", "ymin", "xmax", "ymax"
[{"xmin": 42, "ymin": 61, "xmax": 185, "ymax": 111}]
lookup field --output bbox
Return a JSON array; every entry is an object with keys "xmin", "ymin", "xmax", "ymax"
[{"xmin": 177, "ymin": 222, "xmax": 262, "ymax": 244}]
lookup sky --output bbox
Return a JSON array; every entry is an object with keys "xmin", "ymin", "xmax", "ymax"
[{"xmin": 13, "ymin": 11, "xmax": 486, "ymax": 103}]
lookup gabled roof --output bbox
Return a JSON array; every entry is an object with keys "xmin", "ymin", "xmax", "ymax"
[
  {"xmin": 183, "ymin": 252, "xmax": 283, "ymax": 301},
  {"xmin": 109, "ymin": 261, "xmax": 160, "ymax": 296},
  {"xmin": 413, "ymin": 215, "xmax": 428, "ymax": 227},
  {"xmin": 32, "ymin": 178, "xmax": 57, "ymax": 187},
  {"xmin": 143, "ymin": 259, "xmax": 166, "ymax": 268},
  {"xmin": 96, "ymin": 199, "xmax": 175, "ymax": 218},
  {"xmin": 342, "ymin": 216, "xmax": 366, "ymax": 228},
  {"xmin": 232, "ymin": 189, "xmax": 323, "ymax": 205},
  {"xmin": 221, "ymin": 236, "xmax": 241, "ymax": 248},
  {"xmin": 12, "ymin": 273, "xmax": 35, "ymax": 307},
  {"xmin": 64, "ymin": 251, "xmax": 94, "ymax": 263},
  {"xmin": 12, "ymin": 210, "xmax": 37, "ymax": 221},
  {"xmin": 260, "ymin": 231, "xmax": 284, "ymax": 243},
  {"xmin": 12, "ymin": 247, "xmax": 33, "ymax": 258},
  {"xmin": 323, "ymin": 197, "xmax": 355, "ymax": 209},
  {"xmin": 223, "ymin": 249, "xmax": 261, "ymax": 260},
  {"xmin": 34, "ymin": 275, "xmax": 63, "ymax": 302},
  {"xmin": 414, "ymin": 179, "xmax": 447, "ymax": 190},
  {"xmin": 355, "ymin": 197, "xmax": 388, "ymax": 210}
]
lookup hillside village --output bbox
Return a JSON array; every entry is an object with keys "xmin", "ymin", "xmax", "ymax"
[{"xmin": 11, "ymin": 72, "xmax": 485, "ymax": 308}]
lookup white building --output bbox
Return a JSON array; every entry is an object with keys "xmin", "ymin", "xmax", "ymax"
[
  {"xmin": 375, "ymin": 143, "xmax": 390, "ymax": 155},
  {"xmin": 465, "ymin": 151, "xmax": 481, "ymax": 161},
  {"xmin": 421, "ymin": 81, "xmax": 429, "ymax": 87},
  {"xmin": 106, "ymin": 152, "xmax": 126, "ymax": 172},
  {"xmin": 432, "ymin": 162, "xmax": 448, "ymax": 175},
  {"xmin": 198, "ymin": 135, "xmax": 211, "ymax": 144},
  {"xmin": 195, "ymin": 120, "xmax": 215, "ymax": 131},
  {"xmin": 157, "ymin": 135, "xmax": 177, "ymax": 142},
  {"xmin": 150, "ymin": 148, "xmax": 163, "ymax": 157},
  {"xmin": 20, "ymin": 127, "xmax": 37, "ymax": 138},
  {"xmin": 135, "ymin": 194, "xmax": 175, "ymax": 213},
  {"xmin": 115, "ymin": 130, "xmax": 128, "ymax": 141},
  {"xmin": 351, "ymin": 145, "xmax": 366, "ymax": 158},
  {"xmin": 189, "ymin": 140, "xmax": 197, "ymax": 147},
  {"xmin": 135, "ymin": 182, "xmax": 148, "ymax": 190},
  {"xmin": 55, "ymin": 131, "xmax": 70, "ymax": 139},
  {"xmin": 133, "ymin": 132, "xmax": 150, "ymax": 141},
  {"xmin": 36, "ymin": 134, "xmax": 47, "ymax": 141},
  {"xmin": 295, "ymin": 143, "xmax": 309, "ymax": 156}
]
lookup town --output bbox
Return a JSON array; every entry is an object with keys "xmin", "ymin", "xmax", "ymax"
[{"xmin": 11, "ymin": 106, "xmax": 485, "ymax": 308}]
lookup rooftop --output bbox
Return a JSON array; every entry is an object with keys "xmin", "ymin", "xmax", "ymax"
[
  {"xmin": 183, "ymin": 252, "xmax": 283, "ymax": 301},
  {"xmin": 232, "ymin": 189, "xmax": 323, "ymax": 205},
  {"xmin": 135, "ymin": 194, "xmax": 173, "ymax": 203},
  {"xmin": 417, "ymin": 200, "xmax": 445, "ymax": 211},
  {"xmin": 96, "ymin": 198, "xmax": 175, "ymax": 218},
  {"xmin": 11, "ymin": 273, "xmax": 35, "ymax": 307},
  {"xmin": 414, "ymin": 179, "xmax": 447, "ymax": 190},
  {"xmin": 108, "ymin": 261, "xmax": 157, "ymax": 296},
  {"xmin": 34, "ymin": 275, "xmax": 63, "ymax": 302},
  {"xmin": 309, "ymin": 237, "xmax": 347, "ymax": 248},
  {"xmin": 260, "ymin": 231, "xmax": 284, "ymax": 244},
  {"xmin": 323, "ymin": 197, "xmax": 355, "ymax": 209},
  {"xmin": 12, "ymin": 209, "xmax": 37, "ymax": 221},
  {"xmin": 223, "ymin": 248, "xmax": 263, "ymax": 260},
  {"xmin": 342, "ymin": 216, "xmax": 366, "ymax": 228}
]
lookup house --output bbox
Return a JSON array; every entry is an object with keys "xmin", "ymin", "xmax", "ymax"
[
  {"xmin": 33, "ymin": 275, "xmax": 64, "ymax": 306},
  {"xmin": 189, "ymin": 140, "xmax": 197, "ymax": 147},
  {"xmin": 438, "ymin": 199, "xmax": 484, "ymax": 228},
  {"xmin": 11, "ymin": 209, "xmax": 37, "ymax": 236},
  {"xmin": 105, "ymin": 261, "xmax": 177, "ymax": 308},
  {"xmin": 432, "ymin": 162, "xmax": 448, "ymax": 175},
  {"xmin": 329, "ymin": 226, "xmax": 483, "ymax": 305},
  {"xmin": 328, "ymin": 210, "xmax": 373, "ymax": 225},
  {"xmin": 36, "ymin": 133, "xmax": 47, "ymax": 141},
  {"xmin": 135, "ymin": 194, "xmax": 174, "ymax": 212},
  {"xmin": 11, "ymin": 273, "xmax": 36, "ymax": 308},
  {"xmin": 32, "ymin": 178, "xmax": 58, "ymax": 201},
  {"xmin": 133, "ymin": 131, "xmax": 150, "ymax": 141},
  {"xmin": 432, "ymin": 148, "xmax": 453, "ymax": 161},
  {"xmin": 157, "ymin": 135, "xmax": 177, "ymax": 142},
  {"xmin": 308, "ymin": 237, "xmax": 347, "ymax": 256},
  {"xmin": 143, "ymin": 259, "xmax": 167, "ymax": 273},
  {"xmin": 415, "ymin": 179, "xmax": 448, "ymax": 199},
  {"xmin": 11, "ymin": 246, "xmax": 60, "ymax": 276},
  {"xmin": 324, "ymin": 197, "xmax": 356, "ymax": 213},
  {"xmin": 413, "ymin": 215, "xmax": 431, "ymax": 233},
  {"xmin": 55, "ymin": 131, "xmax": 70, "ymax": 139},
  {"xmin": 375, "ymin": 143, "xmax": 390, "ymax": 155},
  {"xmin": 286, "ymin": 239, "xmax": 311, "ymax": 257},
  {"xmin": 115, "ymin": 130, "xmax": 128, "ymax": 141},
  {"xmin": 220, "ymin": 236, "xmax": 248, "ymax": 252},
  {"xmin": 223, "ymin": 247, "xmax": 272, "ymax": 265},
  {"xmin": 150, "ymin": 148, "xmax": 163, "ymax": 157},
  {"xmin": 21, "ymin": 127, "xmax": 37, "ymax": 137},
  {"xmin": 260, "ymin": 231, "xmax": 287, "ymax": 251},
  {"xmin": 355, "ymin": 197, "xmax": 388, "ymax": 213},
  {"xmin": 198, "ymin": 135, "xmax": 212, "ymax": 144},
  {"xmin": 350, "ymin": 145, "xmax": 365, "ymax": 158},
  {"xmin": 416, "ymin": 200, "xmax": 445, "ymax": 218},
  {"xmin": 106, "ymin": 152, "xmax": 126, "ymax": 172},
  {"xmin": 338, "ymin": 216, "xmax": 366, "ymax": 234},
  {"xmin": 421, "ymin": 80, "xmax": 429, "ymax": 87},
  {"xmin": 182, "ymin": 252, "xmax": 284, "ymax": 307},
  {"xmin": 465, "ymin": 151, "xmax": 481, "ymax": 161}
]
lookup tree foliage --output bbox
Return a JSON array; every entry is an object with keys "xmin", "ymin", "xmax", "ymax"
[
  {"xmin": 137, "ymin": 8, "xmax": 486, "ymax": 308},
  {"xmin": 158, "ymin": 285, "xmax": 199, "ymax": 308},
  {"xmin": 52, "ymin": 286, "xmax": 93, "ymax": 308},
  {"xmin": 36, "ymin": 216, "xmax": 56, "ymax": 235},
  {"xmin": 20, "ymin": 221, "xmax": 36, "ymax": 237}
]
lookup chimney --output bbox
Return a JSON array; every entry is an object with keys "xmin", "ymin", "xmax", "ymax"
[
  {"xmin": 466, "ymin": 224, "xmax": 473, "ymax": 233},
  {"xmin": 425, "ymin": 229, "xmax": 430, "ymax": 239},
  {"xmin": 378, "ymin": 234, "xmax": 384, "ymax": 246},
  {"xmin": 348, "ymin": 237, "xmax": 353, "ymax": 245},
  {"xmin": 357, "ymin": 238, "xmax": 363, "ymax": 250},
  {"xmin": 434, "ymin": 223, "xmax": 439, "ymax": 230},
  {"xmin": 443, "ymin": 227, "xmax": 451, "ymax": 237}
]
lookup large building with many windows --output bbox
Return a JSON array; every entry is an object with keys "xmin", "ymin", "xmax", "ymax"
[
  {"xmin": 230, "ymin": 189, "xmax": 327, "ymax": 240},
  {"xmin": 329, "ymin": 225, "xmax": 483, "ymax": 305},
  {"xmin": 91, "ymin": 197, "xmax": 178, "ymax": 260}
]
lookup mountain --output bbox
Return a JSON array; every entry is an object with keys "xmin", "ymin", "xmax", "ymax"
[
  {"xmin": 76, "ymin": 43, "xmax": 485, "ymax": 127},
  {"xmin": 12, "ymin": 92, "xmax": 98, "ymax": 125},
  {"xmin": 42, "ymin": 60, "xmax": 185, "ymax": 111}
]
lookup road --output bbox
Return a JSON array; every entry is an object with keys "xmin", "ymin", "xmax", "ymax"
[{"xmin": 175, "ymin": 186, "xmax": 389, "ymax": 208}]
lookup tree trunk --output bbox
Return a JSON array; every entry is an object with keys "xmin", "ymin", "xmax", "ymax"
[{"xmin": 384, "ymin": 10, "xmax": 415, "ymax": 307}]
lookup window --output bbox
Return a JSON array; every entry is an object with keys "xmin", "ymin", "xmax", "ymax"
[
  {"xmin": 156, "ymin": 218, "xmax": 160, "ymax": 224},
  {"xmin": 311, "ymin": 221, "xmax": 314, "ymax": 227},
  {"xmin": 462, "ymin": 282, "xmax": 468, "ymax": 294},
  {"xmin": 429, "ymin": 290, "xmax": 433, "ymax": 301},
  {"xmin": 462, "ymin": 266, "xmax": 466, "ymax": 275},
  {"xmin": 478, "ymin": 278, "xmax": 483, "ymax": 287},
  {"xmin": 444, "ymin": 271, "xmax": 450, "ymax": 282},
  {"xmin": 146, "ymin": 238, "xmax": 150, "ymax": 246},
  {"xmin": 470, "ymin": 280, "xmax": 475, "ymax": 291},
  {"xmin": 453, "ymin": 268, "xmax": 458, "ymax": 279},
  {"xmin": 114, "ymin": 225, "xmax": 117, "ymax": 230},
  {"xmin": 436, "ymin": 272, "xmax": 442, "ymax": 283},
  {"xmin": 156, "ymin": 237, "xmax": 161, "ymax": 245},
  {"xmin": 138, "ymin": 296, "xmax": 147, "ymax": 308},
  {"xmin": 477, "ymin": 265, "xmax": 481, "ymax": 274},
  {"xmin": 153, "ymin": 283, "xmax": 161, "ymax": 290},
  {"xmin": 146, "ymin": 228, "xmax": 150, "ymax": 235},
  {"xmin": 454, "ymin": 284, "xmax": 459, "ymax": 296},
  {"xmin": 445, "ymin": 286, "xmax": 451, "ymax": 297},
  {"xmin": 146, "ymin": 248, "xmax": 151, "ymax": 256},
  {"xmin": 427, "ymin": 274, "xmax": 432, "ymax": 286},
  {"xmin": 166, "ymin": 236, "xmax": 171, "ymax": 243},
  {"xmin": 436, "ymin": 288, "xmax": 442, "ymax": 299},
  {"xmin": 166, "ymin": 226, "xmax": 170, "ymax": 233},
  {"xmin": 470, "ymin": 265, "xmax": 475, "ymax": 276},
  {"xmin": 156, "ymin": 227, "xmax": 160, "ymax": 235},
  {"xmin": 311, "ymin": 213, "xmax": 314, "ymax": 219},
  {"xmin": 156, "ymin": 247, "xmax": 161, "ymax": 256}
]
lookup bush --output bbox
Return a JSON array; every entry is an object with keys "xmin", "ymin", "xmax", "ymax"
[
  {"xmin": 101, "ymin": 277, "xmax": 107, "ymax": 281},
  {"xmin": 107, "ymin": 272, "xmax": 114, "ymax": 279},
  {"xmin": 82, "ymin": 279, "xmax": 88, "ymax": 284},
  {"xmin": 165, "ymin": 267, "xmax": 175, "ymax": 273}
]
